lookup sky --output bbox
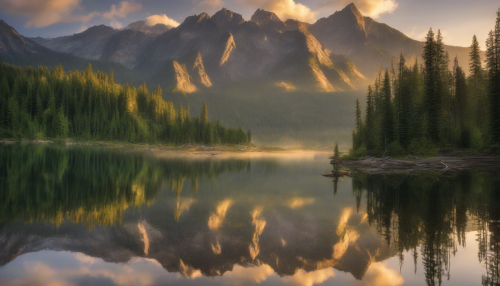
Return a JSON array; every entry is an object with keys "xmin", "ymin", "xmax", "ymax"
[{"xmin": 0, "ymin": 0, "xmax": 498, "ymax": 48}]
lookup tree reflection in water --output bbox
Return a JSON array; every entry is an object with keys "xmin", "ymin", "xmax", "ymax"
[
  {"xmin": 0, "ymin": 143, "xmax": 250, "ymax": 227},
  {"xmin": 350, "ymin": 171, "xmax": 500, "ymax": 286}
]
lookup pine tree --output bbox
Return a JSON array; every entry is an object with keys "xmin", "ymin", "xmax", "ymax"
[
  {"xmin": 381, "ymin": 70, "xmax": 395, "ymax": 147},
  {"xmin": 486, "ymin": 10, "xmax": 500, "ymax": 144},
  {"xmin": 365, "ymin": 86, "xmax": 375, "ymax": 150},
  {"xmin": 355, "ymin": 98, "xmax": 362, "ymax": 131},
  {"xmin": 423, "ymin": 28, "xmax": 441, "ymax": 143},
  {"xmin": 201, "ymin": 102, "xmax": 208, "ymax": 125},
  {"xmin": 7, "ymin": 96, "xmax": 19, "ymax": 131},
  {"xmin": 334, "ymin": 142, "xmax": 339, "ymax": 159}
]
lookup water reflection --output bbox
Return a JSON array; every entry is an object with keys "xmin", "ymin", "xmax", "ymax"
[
  {"xmin": 0, "ymin": 144, "xmax": 250, "ymax": 227},
  {"xmin": 0, "ymin": 144, "xmax": 499, "ymax": 286},
  {"xmin": 351, "ymin": 172, "xmax": 500, "ymax": 286}
]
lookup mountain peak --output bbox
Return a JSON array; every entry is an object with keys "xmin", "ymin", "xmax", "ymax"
[
  {"xmin": 212, "ymin": 8, "xmax": 244, "ymax": 30},
  {"xmin": 250, "ymin": 9, "xmax": 282, "ymax": 25},
  {"xmin": 85, "ymin": 25, "xmax": 114, "ymax": 34},
  {"xmin": 342, "ymin": 3, "xmax": 363, "ymax": 20}
]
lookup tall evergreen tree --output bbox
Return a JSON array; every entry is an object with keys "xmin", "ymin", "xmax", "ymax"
[
  {"xmin": 422, "ymin": 29, "xmax": 441, "ymax": 143},
  {"xmin": 486, "ymin": 10, "xmax": 500, "ymax": 144},
  {"xmin": 381, "ymin": 70, "xmax": 395, "ymax": 147},
  {"xmin": 455, "ymin": 59, "xmax": 469, "ymax": 147},
  {"xmin": 201, "ymin": 102, "xmax": 208, "ymax": 125},
  {"xmin": 469, "ymin": 35, "xmax": 485, "ymax": 130},
  {"xmin": 365, "ymin": 86, "xmax": 375, "ymax": 150}
]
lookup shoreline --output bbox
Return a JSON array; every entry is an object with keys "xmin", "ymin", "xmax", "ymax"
[{"xmin": 338, "ymin": 155, "xmax": 500, "ymax": 175}]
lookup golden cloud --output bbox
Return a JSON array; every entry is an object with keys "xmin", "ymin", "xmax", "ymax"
[
  {"xmin": 244, "ymin": 0, "xmax": 316, "ymax": 22},
  {"xmin": 145, "ymin": 14, "xmax": 181, "ymax": 27}
]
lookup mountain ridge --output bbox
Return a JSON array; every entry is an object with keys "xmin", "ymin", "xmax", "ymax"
[{"xmin": 0, "ymin": 3, "xmax": 477, "ymax": 92}]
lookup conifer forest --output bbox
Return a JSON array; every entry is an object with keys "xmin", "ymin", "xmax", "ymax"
[
  {"xmin": 0, "ymin": 62, "xmax": 251, "ymax": 145},
  {"xmin": 351, "ymin": 10, "xmax": 500, "ymax": 155}
]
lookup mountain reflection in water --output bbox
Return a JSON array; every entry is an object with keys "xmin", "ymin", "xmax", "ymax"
[{"xmin": 0, "ymin": 144, "xmax": 499, "ymax": 286}]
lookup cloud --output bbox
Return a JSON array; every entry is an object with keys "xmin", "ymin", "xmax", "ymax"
[
  {"xmin": 283, "ymin": 268, "xmax": 336, "ymax": 286},
  {"xmin": 220, "ymin": 264, "xmax": 275, "ymax": 284},
  {"xmin": 362, "ymin": 262, "xmax": 404, "ymax": 286},
  {"xmin": 110, "ymin": 20, "xmax": 123, "ymax": 29},
  {"xmin": 0, "ymin": 0, "xmax": 99, "ymax": 28},
  {"xmin": 145, "ymin": 14, "xmax": 180, "ymax": 27},
  {"xmin": 0, "ymin": 0, "xmax": 141, "ymax": 28},
  {"xmin": 103, "ymin": 1, "xmax": 142, "ymax": 19},
  {"xmin": 318, "ymin": 0, "xmax": 398, "ymax": 19},
  {"xmin": 243, "ymin": 0, "xmax": 316, "ymax": 23},
  {"xmin": 197, "ymin": 0, "xmax": 224, "ymax": 10}
]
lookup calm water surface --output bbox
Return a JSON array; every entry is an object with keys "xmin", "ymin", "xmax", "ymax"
[{"xmin": 0, "ymin": 144, "xmax": 500, "ymax": 286}]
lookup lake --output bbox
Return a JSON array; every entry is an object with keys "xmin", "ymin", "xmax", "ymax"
[{"xmin": 0, "ymin": 143, "xmax": 499, "ymax": 286}]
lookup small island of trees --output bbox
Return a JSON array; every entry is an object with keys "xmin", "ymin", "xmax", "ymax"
[{"xmin": 0, "ymin": 62, "xmax": 251, "ymax": 145}]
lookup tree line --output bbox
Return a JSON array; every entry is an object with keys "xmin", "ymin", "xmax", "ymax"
[
  {"xmin": 351, "ymin": 9, "xmax": 500, "ymax": 155},
  {"xmin": 0, "ymin": 62, "xmax": 251, "ymax": 145}
]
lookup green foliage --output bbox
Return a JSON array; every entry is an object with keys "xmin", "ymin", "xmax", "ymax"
[
  {"xmin": 386, "ymin": 141, "xmax": 405, "ymax": 156},
  {"xmin": 342, "ymin": 146, "xmax": 367, "ymax": 160},
  {"xmin": 486, "ymin": 10, "xmax": 500, "ymax": 144},
  {"xmin": 407, "ymin": 138, "xmax": 439, "ymax": 157},
  {"xmin": 350, "ymin": 11, "xmax": 500, "ymax": 154},
  {"xmin": 0, "ymin": 62, "xmax": 251, "ymax": 145}
]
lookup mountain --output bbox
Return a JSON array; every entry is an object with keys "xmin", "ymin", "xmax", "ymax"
[
  {"xmin": 0, "ymin": 4, "xmax": 482, "ymax": 145},
  {"xmin": 26, "ymin": 9, "xmax": 365, "ymax": 93},
  {"xmin": 0, "ymin": 20, "xmax": 139, "ymax": 83},
  {"xmin": 124, "ymin": 20, "xmax": 171, "ymax": 35},
  {"xmin": 31, "ymin": 25, "xmax": 155, "ymax": 69},
  {"xmin": 309, "ymin": 3, "xmax": 477, "ymax": 76}
]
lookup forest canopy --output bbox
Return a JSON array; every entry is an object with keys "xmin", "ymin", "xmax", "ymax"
[
  {"xmin": 0, "ymin": 61, "xmax": 251, "ymax": 145},
  {"xmin": 350, "ymin": 9, "xmax": 500, "ymax": 156}
]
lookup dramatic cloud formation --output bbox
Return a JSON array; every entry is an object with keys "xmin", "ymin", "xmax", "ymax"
[
  {"xmin": 197, "ymin": 0, "xmax": 224, "ymax": 10},
  {"xmin": 244, "ymin": 0, "xmax": 316, "ymax": 22},
  {"xmin": 319, "ymin": 0, "xmax": 398, "ymax": 19},
  {"xmin": 0, "ymin": 0, "xmax": 98, "ymax": 28},
  {"xmin": 102, "ymin": 1, "xmax": 142, "ymax": 19},
  {"xmin": 145, "ymin": 14, "xmax": 180, "ymax": 27},
  {"xmin": 0, "ymin": 0, "xmax": 142, "ymax": 28}
]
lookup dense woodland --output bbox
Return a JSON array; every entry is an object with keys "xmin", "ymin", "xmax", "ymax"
[
  {"xmin": 0, "ymin": 62, "xmax": 251, "ymax": 145},
  {"xmin": 351, "ymin": 10, "xmax": 500, "ymax": 155}
]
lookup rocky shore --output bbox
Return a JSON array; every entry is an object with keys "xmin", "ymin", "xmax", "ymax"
[{"xmin": 339, "ymin": 155, "xmax": 500, "ymax": 175}]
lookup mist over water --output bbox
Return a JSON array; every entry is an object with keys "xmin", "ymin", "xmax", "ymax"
[{"xmin": 0, "ymin": 144, "xmax": 499, "ymax": 286}]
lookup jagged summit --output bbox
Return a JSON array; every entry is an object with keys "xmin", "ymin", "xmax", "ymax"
[
  {"xmin": 124, "ymin": 20, "xmax": 170, "ymax": 35},
  {"xmin": 212, "ymin": 8, "xmax": 244, "ymax": 30},
  {"xmin": 343, "ymin": 3, "xmax": 363, "ymax": 18},
  {"xmin": 250, "ymin": 9, "xmax": 282, "ymax": 25}
]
